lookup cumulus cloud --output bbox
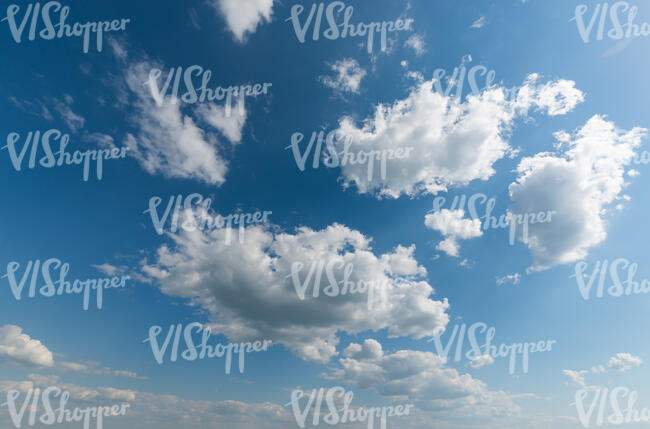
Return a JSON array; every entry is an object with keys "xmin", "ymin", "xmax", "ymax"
[
  {"xmin": 210, "ymin": 0, "xmax": 273, "ymax": 42},
  {"xmin": 325, "ymin": 341, "xmax": 520, "ymax": 418},
  {"xmin": 0, "ymin": 325, "xmax": 54, "ymax": 368},
  {"xmin": 509, "ymin": 115, "xmax": 647, "ymax": 271},
  {"xmin": 563, "ymin": 353, "xmax": 642, "ymax": 391},
  {"xmin": 0, "ymin": 325, "xmax": 144, "ymax": 379},
  {"xmin": 424, "ymin": 209, "xmax": 483, "ymax": 257},
  {"xmin": 607, "ymin": 353, "xmax": 642, "ymax": 372},
  {"xmin": 141, "ymin": 221, "xmax": 449, "ymax": 363},
  {"xmin": 333, "ymin": 74, "xmax": 584, "ymax": 198},
  {"xmin": 320, "ymin": 58, "xmax": 367, "ymax": 95}
]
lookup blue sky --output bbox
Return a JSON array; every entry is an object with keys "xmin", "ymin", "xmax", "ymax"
[{"xmin": 1, "ymin": 0, "xmax": 650, "ymax": 428}]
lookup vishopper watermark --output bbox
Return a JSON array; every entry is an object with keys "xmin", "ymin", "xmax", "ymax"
[
  {"xmin": 428, "ymin": 322, "xmax": 557, "ymax": 374},
  {"xmin": 2, "ymin": 2, "xmax": 130, "ymax": 53},
  {"xmin": 2, "ymin": 386, "xmax": 130, "ymax": 429},
  {"xmin": 287, "ymin": 1, "xmax": 414, "ymax": 53},
  {"xmin": 3, "ymin": 129, "xmax": 129, "ymax": 181},
  {"xmin": 289, "ymin": 260, "xmax": 389, "ymax": 310},
  {"xmin": 2, "ymin": 258, "xmax": 129, "ymax": 310},
  {"xmin": 572, "ymin": 387, "xmax": 650, "ymax": 427},
  {"xmin": 573, "ymin": 2, "xmax": 650, "ymax": 43},
  {"xmin": 143, "ymin": 65, "xmax": 272, "ymax": 116},
  {"xmin": 287, "ymin": 130, "xmax": 414, "ymax": 181},
  {"xmin": 430, "ymin": 193, "xmax": 556, "ymax": 246},
  {"xmin": 432, "ymin": 58, "xmax": 519, "ymax": 102},
  {"xmin": 144, "ymin": 193, "xmax": 272, "ymax": 244},
  {"xmin": 572, "ymin": 258, "xmax": 650, "ymax": 300},
  {"xmin": 288, "ymin": 386, "xmax": 414, "ymax": 429},
  {"xmin": 144, "ymin": 323, "xmax": 272, "ymax": 375}
]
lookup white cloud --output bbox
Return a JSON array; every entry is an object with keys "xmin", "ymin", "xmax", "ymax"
[
  {"xmin": 425, "ymin": 209, "xmax": 483, "ymax": 257},
  {"xmin": 333, "ymin": 74, "xmax": 584, "ymax": 198},
  {"xmin": 0, "ymin": 325, "xmax": 144, "ymax": 379},
  {"xmin": 210, "ymin": 0, "xmax": 273, "ymax": 42},
  {"xmin": 120, "ymin": 60, "xmax": 242, "ymax": 185},
  {"xmin": 320, "ymin": 58, "xmax": 367, "ymax": 95},
  {"xmin": 496, "ymin": 273, "xmax": 521, "ymax": 286},
  {"xmin": 50, "ymin": 94, "xmax": 85, "ymax": 133},
  {"xmin": 141, "ymin": 221, "xmax": 449, "ymax": 363},
  {"xmin": 563, "ymin": 353, "xmax": 643, "ymax": 391},
  {"xmin": 0, "ymin": 378, "xmax": 292, "ymax": 429},
  {"xmin": 509, "ymin": 115, "xmax": 646, "ymax": 271},
  {"xmin": 405, "ymin": 34, "xmax": 426, "ymax": 55},
  {"xmin": 607, "ymin": 353, "xmax": 642, "ymax": 372},
  {"xmin": 562, "ymin": 369, "xmax": 595, "ymax": 390},
  {"xmin": 471, "ymin": 16, "xmax": 486, "ymax": 28},
  {"xmin": 342, "ymin": 339, "xmax": 384, "ymax": 360},
  {"xmin": 0, "ymin": 325, "xmax": 54, "ymax": 368},
  {"xmin": 91, "ymin": 263, "xmax": 122, "ymax": 276},
  {"xmin": 469, "ymin": 354, "xmax": 495, "ymax": 369},
  {"xmin": 325, "ymin": 341, "xmax": 521, "ymax": 418},
  {"xmin": 196, "ymin": 103, "xmax": 247, "ymax": 144}
]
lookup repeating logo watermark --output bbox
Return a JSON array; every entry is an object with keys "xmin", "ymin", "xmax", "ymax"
[
  {"xmin": 2, "ymin": 259, "xmax": 129, "ymax": 310},
  {"xmin": 572, "ymin": 2, "xmax": 650, "ymax": 43},
  {"xmin": 572, "ymin": 259, "xmax": 650, "ymax": 300},
  {"xmin": 144, "ymin": 193, "xmax": 272, "ymax": 244},
  {"xmin": 3, "ymin": 130, "xmax": 129, "ymax": 182},
  {"xmin": 428, "ymin": 322, "xmax": 557, "ymax": 374},
  {"xmin": 143, "ymin": 323, "xmax": 272, "ymax": 375},
  {"xmin": 572, "ymin": 387, "xmax": 650, "ymax": 427},
  {"xmin": 2, "ymin": 386, "xmax": 130, "ymax": 429},
  {"xmin": 2, "ymin": 2, "xmax": 130, "ymax": 53},
  {"xmin": 143, "ymin": 65, "xmax": 272, "ymax": 117},
  {"xmin": 287, "ymin": 130, "xmax": 413, "ymax": 181},
  {"xmin": 430, "ymin": 193, "xmax": 556, "ymax": 246},
  {"xmin": 631, "ymin": 150, "xmax": 650, "ymax": 165},
  {"xmin": 288, "ymin": 386, "xmax": 414, "ymax": 429},
  {"xmin": 289, "ymin": 260, "xmax": 389, "ymax": 310},
  {"xmin": 287, "ymin": 1, "xmax": 414, "ymax": 53},
  {"xmin": 432, "ymin": 58, "xmax": 519, "ymax": 102}
]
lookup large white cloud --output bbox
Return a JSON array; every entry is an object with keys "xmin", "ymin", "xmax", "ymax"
[
  {"xmin": 333, "ymin": 74, "xmax": 584, "ymax": 198},
  {"xmin": 210, "ymin": 0, "xmax": 274, "ymax": 42},
  {"xmin": 0, "ymin": 325, "xmax": 54, "ymax": 368},
  {"xmin": 509, "ymin": 115, "xmax": 646, "ymax": 271},
  {"xmin": 141, "ymin": 222, "xmax": 449, "ymax": 363}
]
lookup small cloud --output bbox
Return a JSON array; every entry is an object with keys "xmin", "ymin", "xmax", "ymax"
[
  {"xmin": 319, "ymin": 58, "xmax": 367, "ymax": 95},
  {"xmin": 607, "ymin": 353, "xmax": 642, "ymax": 372},
  {"xmin": 496, "ymin": 273, "xmax": 521, "ymax": 286},
  {"xmin": 188, "ymin": 8, "xmax": 202, "ymax": 30},
  {"xmin": 469, "ymin": 354, "xmax": 495, "ymax": 369},
  {"xmin": 471, "ymin": 16, "xmax": 486, "ymax": 29},
  {"xmin": 405, "ymin": 34, "xmax": 426, "ymax": 55},
  {"xmin": 50, "ymin": 95, "xmax": 85, "ymax": 133},
  {"xmin": 91, "ymin": 263, "xmax": 124, "ymax": 277}
]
